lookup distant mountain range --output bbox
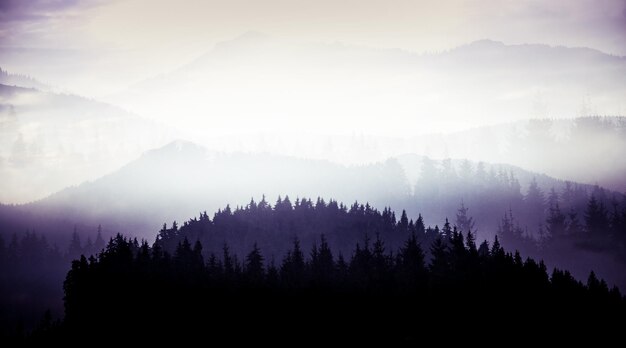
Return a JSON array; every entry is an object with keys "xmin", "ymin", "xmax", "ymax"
[
  {"xmin": 106, "ymin": 33, "xmax": 626, "ymax": 191},
  {"xmin": 1, "ymin": 139, "xmax": 618, "ymax": 243},
  {"xmin": 110, "ymin": 34, "xmax": 626, "ymax": 136},
  {"xmin": 167, "ymin": 117, "xmax": 626, "ymax": 192},
  {"xmin": 0, "ymin": 83, "xmax": 177, "ymax": 203}
]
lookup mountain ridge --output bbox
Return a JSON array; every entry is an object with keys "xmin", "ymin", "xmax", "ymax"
[{"xmin": 4, "ymin": 138, "xmax": 617, "ymax": 238}]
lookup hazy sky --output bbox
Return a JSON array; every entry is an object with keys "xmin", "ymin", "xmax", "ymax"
[{"xmin": 1, "ymin": 0, "xmax": 625, "ymax": 95}]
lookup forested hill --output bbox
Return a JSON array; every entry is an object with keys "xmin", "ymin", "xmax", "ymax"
[
  {"xmin": 155, "ymin": 194, "xmax": 626, "ymax": 292},
  {"xmin": 157, "ymin": 197, "xmax": 436, "ymax": 260},
  {"xmin": 28, "ymin": 207, "xmax": 625, "ymax": 342}
]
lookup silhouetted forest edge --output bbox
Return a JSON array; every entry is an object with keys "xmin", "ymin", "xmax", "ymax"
[{"xmin": 4, "ymin": 198, "xmax": 625, "ymax": 342}]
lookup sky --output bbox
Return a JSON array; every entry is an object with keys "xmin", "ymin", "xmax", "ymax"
[{"xmin": 0, "ymin": 0, "xmax": 625, "ymax": 96}]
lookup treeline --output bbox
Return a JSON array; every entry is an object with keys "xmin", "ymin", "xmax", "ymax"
[
  {"xmin": 0, "ymin": 226, "xmax": 105, "ymax": 264},
  {"xmin": 154, "ymin": 189, "xmax": 626, "ymax": 266},
  {"xmin": 495, "ymin": 180, "xmax": 626, "ymax": 261},
  {"xmin": 66, "ymin": 231, "xmax": 623, "ymax": 300},
  {"xmin": 412, "ymin": 157, "xmax": 626, "ymax": 260},
  {"xmin": 29, "ymin": 211, "xmax": 625, "ymax": 342},
  {"xmin": 155, "ymin": 196, "xmax": 442, "ymax": 260},
  {"xmin": 0, "ymin": 227, "xmax": 105, "ymax": 336},
  {"xmin": 5, "ymin": 197, "xmax": 626, "ymax": 341}
]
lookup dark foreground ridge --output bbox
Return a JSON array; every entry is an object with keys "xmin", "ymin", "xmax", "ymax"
[{"xmin": 17, "ymin": 201, "xmax": 626, "ymax": 342}]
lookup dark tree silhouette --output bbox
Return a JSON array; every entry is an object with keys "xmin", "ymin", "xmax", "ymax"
[
  {"xmin": 245, "ymin": 243, "xmax": 264, "ymax": 285},
  {"xmin": 44, "ymin": 203, "xmax": 626, "ymax": 343},
  {"xmin": 4, "ymin": 197, "xmax": 626, "ymax": 343},
  {"xmin": 455, "ymin": 201, "xmax": 476, "ymax": 234}
]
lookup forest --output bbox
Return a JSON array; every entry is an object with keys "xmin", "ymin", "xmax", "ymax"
[{"xmin": 4, "ymin": 200, "xmax": 625, "ymax": 342}]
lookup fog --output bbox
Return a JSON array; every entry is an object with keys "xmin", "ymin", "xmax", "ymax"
[{"xmin": 2, "ymin": 34, "xmax": 626, "ymax": 203}]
